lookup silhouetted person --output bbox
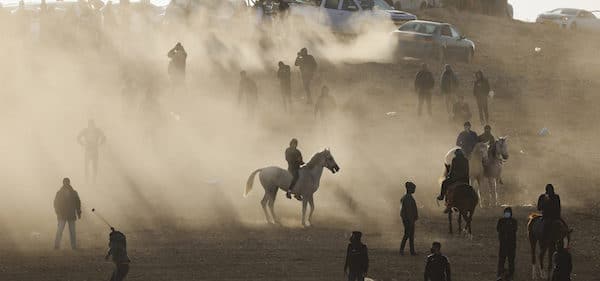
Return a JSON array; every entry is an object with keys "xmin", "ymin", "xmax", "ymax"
[
  {"xmin": 414, "ymin": 63, "xmax": 435, "ymax": 116},
  {"xmin": 478, "ymin": 125, "xmax": 496, "ymax": 145},
  {"xmin": 456, "ymin": 121, "xmax": 478, "ymax": 158},
  {"xmin": 168, "ymin": 42, "xmax": 187, "ymax": 90},
  {"xmin": 54, "ymin": 178, "xmax": 81, "ymax": 250},
  {"xmin": 106, "ymin": 228, "xmax": 131, "ymax": 281},
  {"xmin": 438, "ymin": 149, "xmax": 469, "ymax": 213},
  {"xmin": 551, "ymin": 239, "xmax": 572, "ymax": 281},
  {"xmin": 497, "ymin": 207, "xmax": 517, "ymax": 280},
  {"xmin": 537, "ymin": 184, "xmax": 562, "ymax": 237},
  {"xmin": 425, "ymin": 242, "xmax": 451, "ymax": 281},
  {"xmin": 344, "ymin": 231, "xmax": 369, "ymax": 281},
  {"xmin": 314, "ymin": 86, "xmax": 337, "ymax": 120},
  {"xmin": 285, "ymin": 138, "xmax": 304, "ymax": 200},
  {"xmin": 238, "ymin": 71, "xmax": 258, "ymax": 118},
  {"xmin": 78, "ymin": 119, "xmax": 106, "ymax": 183},
  {"xmin": 400, "ymin": 181, "xmax": 418, "ymax": 256},
  {"xmin": 440, "ymin": 64, "xmax": 459, "ymax": 114},
  {"xmin": 452, "ymin": 95, "xmax": 471, "ymax": 122},
  {"xmin": 277, "ymin": 61, "xmax": 292, "ymax": 112},
  {"xmin": 295, "ymin": 47, "xmax": 317, "ymax": 104},
  {"xmin": 473, "ymin": 70, "xmax": 490, "ymax": 124}
]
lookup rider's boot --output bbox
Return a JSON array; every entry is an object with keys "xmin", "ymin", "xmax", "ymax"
[{"xmin": 286, "ymin": 190, "xmax": 292, "ymax": 199}]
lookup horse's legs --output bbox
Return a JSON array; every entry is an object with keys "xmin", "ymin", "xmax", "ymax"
[
  {"xmin": 268, "ymin": 189, "xmax": 279, "ymax": 224},
  {"xmin": 448, "ymin": 211, "xmax": 453, "ymax": 234},
  {"xmin": 307, "ymin": 195, "xmax": 315, "ymax": 226},
  {"xmin": 487, "ymin": 177, "xmax": 495, "ymax": 207},
  {"xmin": 260, "ymin": 191, "xmax": 272, "ymax": 224},
  {"xmin": 476, "ymin": 178, "xmax": 484, "ymax": 208},
  {"xmin": 458, "ymin": 211, "xmax": 463, "ymax": 233},
  {"xmin": 539, "ymin": 245, "xmax": 547, "ymax": 279},
  {"xmin": 492, "ymin": 178, "xmax": 499, "ymax": 206},
  {"xmin": 301, "ymin": 198, "xmax": 308, "ymax": 227}
]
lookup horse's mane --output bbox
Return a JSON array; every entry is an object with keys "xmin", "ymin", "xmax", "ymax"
[{"xmin": 304, "ymin": 151, "xmax": 325, "ymax": 169}]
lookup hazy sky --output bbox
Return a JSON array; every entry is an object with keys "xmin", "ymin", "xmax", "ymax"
[{"xmin": 509, "ymin": 0, "xmax": 600, "ymax": 21}]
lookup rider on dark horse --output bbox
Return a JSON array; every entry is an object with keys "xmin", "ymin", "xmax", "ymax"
[
  {"xmin": 285, "ymin": 138, "xmax": 305, "ymax": 200},
  {"xmin": 537, "ymin": 184, "xmax": 562, "ymax": 239},
  {"xmin": 438, "ymin": 149, "xmax": 469, "ymax": 213}
]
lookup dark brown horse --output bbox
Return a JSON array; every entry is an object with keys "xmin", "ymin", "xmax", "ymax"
[
  {"xmin": 445, "ymin": 183, "xmax": 479, "ymax": 239},
  {"xmin": 527, "ymin": 213, "xmax": 572, "ymax": 280}
]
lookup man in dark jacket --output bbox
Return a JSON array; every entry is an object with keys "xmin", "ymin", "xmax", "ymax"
[
  {"xmin": 473, "ymin": 70, "xmax": 491, "ymax": 124},
  {"xmin": 415, "ymin": 63, "xmax": 435, "ymax": 116},
  {"xmin": 238, "ymin": 71, "xmax": 258, "ymax": 118},
  {"xmin": 551, "ymin": 239, "xmax": 572, "ymax": 281},
  {"xmin": 167, "ymin": 42, "xmax": 187, "ymax": 87},
  {"xmin": 53, "ymin": 178, "xmax": 82, "ymax": 250},
  {"xmin": 285, "ymin": 138, "xmax": 304, "ymax": 200},
  {"xmin": 105, "ymin": 228, "xmax": 131, "ymax": 281},
  {"xmin": 497, "ymin": 207, "xmax": 517, "ymax": 280},
  {"xmin": 478, "ymin": 124, "xmax": 496, "ymax": 145},
  {"xmin": 295, "ymin": 47, "xmax": 317, "ymax": 104},
  {"xmin": 440, "ymin": 64, "xmax": 459, "ymax": 114},
  {"xmin": 456, "ymin": 121, "xmax": 479, "ymax": 158},
  {"xmin": 537, "ymin": 184, "xmax": 562, "ymax": 236},
  {"xmin": 277, "ymin": 61, "xmax": 292, "ymax": 112},
  {"xmin": 344, "ymin": 231, "xmax": 369, "ymax": 281},
  {"xmin": 425, "ymin": 242, "xmax": 451, "ymax": 281},
  {"xmin": 400, "ymin": 182, "xmax": 418, "ymax": 256},
  {"xmin": 438, "ymin": 149, "xmax": 469, "ymax": 213}
]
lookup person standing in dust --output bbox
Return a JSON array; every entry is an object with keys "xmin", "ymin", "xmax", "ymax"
[
  {"xmin": 77, "ymin": 119, "xmax": 106, "ymax": 183},
  {"xmin": 238, "ymin": 71, "xmax": 258, "ymax": 118},
  {"xmin": 167, "ymin": 42, "xmax": 187, "ymax": 94},
  {"xmin": 277, "ymin": 61, "xmax": 292, "ymax": 112},
  {"xmin": 294, "ymin": 47, "xmax": 317, "ymax": 104},
  {"xmin": 54, "ymin": 178, "xmax": 82, "ymax": 250}
]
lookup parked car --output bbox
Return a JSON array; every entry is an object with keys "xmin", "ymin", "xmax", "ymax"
[
  {"xmin": 392, "ymin": 20, "xmax": 475, "ymax": 62},
  {"xmin": 536, "ymin": 8, "xmax": 600, "ymax": 31},
  {"xmin": 289, "ymin": 0, "xmax": 416, "ymax": 34}
]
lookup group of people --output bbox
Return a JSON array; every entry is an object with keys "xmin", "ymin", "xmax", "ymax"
[{"xmin": 414, "ymin": 63, "xmax": 491, "ymax": 125}]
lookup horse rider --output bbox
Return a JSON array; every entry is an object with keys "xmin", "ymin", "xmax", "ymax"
[
  {"xmin": 285, "ymin": 138, "xmax": 304, "ymax": 200},
  {"xmin": 456, "ymin": 121, "xmax": 478, "ymax": 158},
  {"xmin": 424, "ymin": 242, "xmax": 452, "ymax": 281},
  {"xmin": 537, "ymin": 184, "xmax": 562, "ymax": 238},
  {"xmin": 478, "ymin": 124, "xmax": 496, "ymax": 145},
  {"xmin": 438, "ymin": 149, "xmax": 469, "ymax": 213}
]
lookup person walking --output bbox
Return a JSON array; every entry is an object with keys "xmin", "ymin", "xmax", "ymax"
[
  {"xmin": 77, "ymin": 119, "xmax": 106, "ymax": 183},
  {"xmin": 473, "ymin": 70, "xmax": 491, "ymax": 124},
  {"xmin": 424, "ymin": 242, "xmax": 451, "ymax": 281},
  {"xmin": 105, "ymin": 228, "xmax": 131, "ymax": 281},
  {"xmin": 294, "ymin": 47, "xmax": 317, "ymax": 104},
  {"xmin": 314, "ymin": 86, "xmax": 337, "ymax": 120},
  {"xmin": 53, "ymin": 178, "xmax": 82, "ymax": 250},
  {"xmin": 344, "ymin": 231, "xmax": 369, "ymax": 281},
  {"xmin": 277, "ymin": 61, "xmax": 292, "ymax": 112},
  {"xmin": 238, "ymin": 71, "xmax": 259, "ymax": 118},
  {"xmin": 167, "ymin": 42, "xmax": 187, "ymax": 93},
  {"xmin": 414, "ymin": 63, "xmax": 435, "ymax": 116},
  {"xmin": 497, "ymin": 207, "xmax": 517, "ymax": 280},
  {"xmin": 440, "ymin": 64, "xmax": 459, "ymax": 114},
  {"xmin": 400, "ymin": 181, "xmax": 418, "ymax": 256}
]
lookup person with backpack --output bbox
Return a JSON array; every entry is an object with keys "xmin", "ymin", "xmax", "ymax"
[
  {"xmin": 105, "ymin": 228, "xmax": 131, "ymax": 281},
  {"xmin": 344, "ymin": 231, "xmax": 369, "ymax": 281}
]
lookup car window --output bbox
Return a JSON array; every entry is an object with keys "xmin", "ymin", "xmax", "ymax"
[
  {"xmin": 440, "ymin": 25, "xmax": 452, "ymax": 37},
  {"xmin": 341, "ymin": 0, "xmax": 359, "ymax": 11},
  {"xmin": 372, "ymin": 0, "xmax": 390, "ymax": 10},
  {"xmin": 324, "ymin": 0, "xmax": 339, "ymax": 9},
  {"xmin": 450, "ymin": 26, "xmax": 460, "ymax": 37},
  {"xmin": 579, "ymin": 11, "xmax": 595, "ymax": 19},
  {"xmin": 398, "ymin": 22, "xmax": 417, "ymax": 31},
  {"xmin": 416, "ymin": 23, "xmax": 437, "ymax": 34}
]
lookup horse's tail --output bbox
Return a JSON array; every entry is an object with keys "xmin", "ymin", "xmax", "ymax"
[{"xmin": 244, "ymin": 169, "xmax": 262, "ymax": 197}]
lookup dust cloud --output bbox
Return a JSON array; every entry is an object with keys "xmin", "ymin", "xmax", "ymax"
[{"xmin": 1, "ymin": 3, "xmax": 599, "ymax": 256}]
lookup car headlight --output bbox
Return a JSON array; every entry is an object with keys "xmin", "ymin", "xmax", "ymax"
[{"xmin": 562, "ymin": 16, "xmax": 570, "ymax": 22}]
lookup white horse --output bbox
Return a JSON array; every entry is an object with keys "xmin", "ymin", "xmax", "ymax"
[
  {"xmin": 484, "ymin": 137, "xmax": 509, "ymax": 206},
  {"xmin": 244, "ymin": 149, "xmax": 340, "ymax": 226}
]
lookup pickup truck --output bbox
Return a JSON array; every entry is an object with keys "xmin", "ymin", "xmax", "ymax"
[{"xmin": 288, "ymin": 0, "xmax": 417, "ymax": 34}]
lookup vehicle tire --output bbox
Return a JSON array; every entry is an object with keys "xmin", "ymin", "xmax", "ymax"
[{"xmin": 465, "ymin": 48, "xmax": 474, "ymax": 63}]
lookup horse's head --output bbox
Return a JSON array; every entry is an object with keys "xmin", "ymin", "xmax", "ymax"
[
  {"xmin": 474, "ymin": 142, "xmax": 490, "ymax": 161},
  {"xmin": 322, "ymin": 149, "xmax": 340, "ymax": 174},
  {"xmin": 496, "ymin": 137, "xmax": 509, "ymax": 160}
]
